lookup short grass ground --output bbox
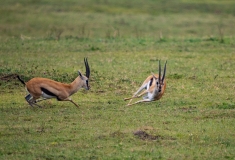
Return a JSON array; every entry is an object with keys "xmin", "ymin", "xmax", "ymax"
[{"xmin": 0, "ymin": 0, "xmax": 235, "ymax": 159}]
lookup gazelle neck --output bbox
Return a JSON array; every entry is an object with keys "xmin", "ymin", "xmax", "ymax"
[{"xmin": 69, "ymin": 76, "xmax": 83, "ymax": 96}]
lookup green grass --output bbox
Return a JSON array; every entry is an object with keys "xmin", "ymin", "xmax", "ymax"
[{"xmin": 1, "ymin": 0, "xmax": 235, "ymax": 159}]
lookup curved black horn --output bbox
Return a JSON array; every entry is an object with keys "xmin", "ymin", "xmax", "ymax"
[
  {"xmin": 161, "ymin": 61, "xmax": 167, "ymax": 82},
  {"xmin": 158, "ymin": 60, "xmax": 161, "ymax": 84},
  {"xmin": 84, "ymin": 58, "xmax": 90, "ymax": 78}
]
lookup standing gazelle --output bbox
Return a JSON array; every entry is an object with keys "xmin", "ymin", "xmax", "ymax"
[
  {"xmin": 17, "ymin": 58, "xmax": 90, "ymax": 108},
  {"xmin": 124, "ymin": 60, "xmax": 167, "ymax": 106}
]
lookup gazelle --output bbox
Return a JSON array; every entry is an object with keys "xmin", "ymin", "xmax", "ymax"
[
  {"xmin": 17, "ymin": 58, "xmax": 90, "ymax": 108},
  {"xmin": 124, "ymin": 60, "xmax": 167, "ymax": 106}
]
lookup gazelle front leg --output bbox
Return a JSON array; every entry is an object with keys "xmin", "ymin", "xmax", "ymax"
[
  {"xmin": 124, "ymin": 89, "xmax": 148, "ymax": 101},
  {"xmin": 124, "ymin": 83, "xmax": 148, "ymax": 104},
  {"xmin": 36, "ymin": 98, "xmax": 50, "ymax": 103},
  {"xmin": 61, "ymin": 97, "xmax": 79, "ymax": 108},
  {"xmin": 125, "ymin": 90, "xmax": 149, "ymax": 106},
  {"xmin": 69, "ymin": 100, "xmax": 79, "ymax": 108},
  {"xmin": 127, "ymin": 99, "xmax": 152, "ymax": 106},
  {"xmin": 31, "ymin": 102, "xmax": 44, "ymax": 108}
]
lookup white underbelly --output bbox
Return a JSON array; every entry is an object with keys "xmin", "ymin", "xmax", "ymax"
[
  {"xmin": 143, "ymin": 92, "xmax": 154, "ymax": 100},
  {"xmin": 41, "ymin": 92, "xmax": 56, "ymax": 99},
  {"xmin": 147, "ymin": 92, "xmax": 154, "ymax": 99}
]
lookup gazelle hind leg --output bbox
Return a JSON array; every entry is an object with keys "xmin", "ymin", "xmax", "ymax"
[
  {"xmin": 24, "ymin": 94, "xmax": 34, "ymax": 107},
  {"xmin": 127, "ymin": 99, "xmax": 152, "ymax": 106},
  {"xmin": 26, "ymin": 95, "xmax": 44, "ymax": 108}
]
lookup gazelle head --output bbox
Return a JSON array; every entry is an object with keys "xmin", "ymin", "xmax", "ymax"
[
  {"xmin": 78, "ymin": 58, "xmax": 90, "ymax": 90},
  {"xmin": 153, "ymin": 60, "xmax": 167, "ymax": 94}
]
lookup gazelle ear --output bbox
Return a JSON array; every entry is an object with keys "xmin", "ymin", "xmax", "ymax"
[
  {"xmin": 78, "ymin": 71, "xmax": 83, "ymax": 80},
  {"xmin": 151, "ymin": 73, "xmax": 158, "ymax": 80}
]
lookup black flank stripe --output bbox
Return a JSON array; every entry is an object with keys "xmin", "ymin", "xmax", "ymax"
[
  {"xmin": 149, "ymin": 78, "xmax": 153, "ymax": 87},
  {"xmin": 41, "ymin": 87, "xmax": 62, "ymax": 100}
]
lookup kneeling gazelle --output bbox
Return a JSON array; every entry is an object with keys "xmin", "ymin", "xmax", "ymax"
[
  {"xmin": 17, "ymin": 58, "xmax": 90, "ymax": 108},
  {"xmin": 124, "ymin": 60, "xmax": 167, "ymax": 106}
]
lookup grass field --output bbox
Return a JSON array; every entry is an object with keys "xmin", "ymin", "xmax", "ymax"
[{"xmin": 1, "ymin": 0, "xmax": 235, "ymax": 159}]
